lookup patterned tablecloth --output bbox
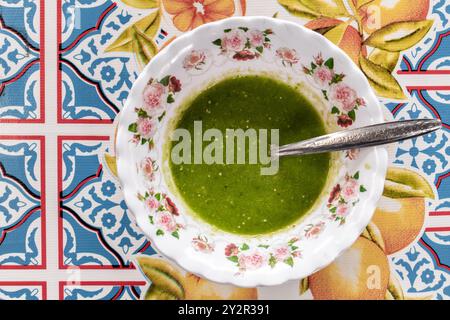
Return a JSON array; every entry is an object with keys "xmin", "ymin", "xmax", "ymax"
[{"xmin": 0, "ymin": 0, "xmax": 449, "ymax": 300}]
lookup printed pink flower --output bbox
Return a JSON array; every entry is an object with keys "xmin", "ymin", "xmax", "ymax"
[
  {"xmin": 156, "ymin": 211, "xmax": 177, "ymax": 232},
  {"xmin": 337, "ymin": 114, "xmax": 353, "ymax": 128},
  {"xmin": 224, "ymin": 243, "xmax": 239, "ymax": 256},
  {"xmin": 192, "ymin": 236, "xmax": 214, "ymax": 253},
  {"xmin": 145, "ymin": 197, "xmax": 159, "ymax": 210},
  {"xmin": 248, "ymin": 29, "xmax": 264, "ymax": 47},
  {"xmin": 328, "ymin": 184, "xmax": 341, "ymax": 203},
  {"xmin": 222, "ymin": 29, "xmax": 246, "ymax": 52},
  {"xmin": 169, "ymin": 76, "xmax": 182, "ymax": 93},
  {"xmin": 141, "ymin": 157, "xmax": 155, "ymax": 181},
  {"xmin": 136, "ymin": 117, "xmax": 157, "ymax": 139},
  {"xmin": 305, "ymin": 221, "xmax": 325, "ymax": 239},
  {"xmin": 336, "ymin": 203, "xmax": 350, "ymax": 217},
  {"xmin": 276, "ymin": 47, "xmax": 299, "ymax": 65},
  {"xmin": 342, "ymin": 177, "xmax": 358, "ymax": 201},
  {"xmin": 183, "ymin": 50, "xmax": 207, "ymax": 70},
  {"xmin": 143, "ymin": 82, "xmax": 165, "ymax": 113},
  {"xmin": 314, "ymin": 53, "xmax": 324, "ymax": 65},
  {"xmin": 238, "ymin": 252, "xmax": 266, "ymax": 270},
  {"xmin": 313, "ymin": 66, "xmax": 334, "ymax": 87},
  {"xmin": 233, "ymin": 50, "xmax": 256, "ymax": 61},
  {"xmin": 164, "ymin": 196, "xmax": 179, "ymax": 216},
  {"xmin": 330, "ymin": 83, "xmax": 357, "ymax": 112},
  {"xmin": 356, "ymin": 97, "xmax": 366, "ymax": 106},
  {"xmin": 346, "ymin": 148, "xmax": 360, "ymax": 160},
  {"xmin": 273, "ymin": 246, "xmax": 290, "ymax": 262}
]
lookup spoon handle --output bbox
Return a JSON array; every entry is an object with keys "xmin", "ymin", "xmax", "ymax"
[{"xmin": 276, "ymin": 119, "xmax": 442, "ymax": 157}]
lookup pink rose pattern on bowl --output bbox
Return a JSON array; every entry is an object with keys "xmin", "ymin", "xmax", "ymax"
[
  {"xmin": 182, "ymin": 49, "xmax": 207, "ymax": 71},
  {"xmin": 302, "ymin": 53, "xmax": 366, "ymax": 128},
  {"xmin": 138, "ymin": 190, "xmax": 183, "ymax": 239},
  {"xmin": 128, "ymin": 75, "xmax": 182, "ymax": 146},
  {"xmin": 212, "ymin": 27, "xmax": 272, "ymax": 61},
  {"xmin": 121, "ymin": 23, "xmax": 381, "ymax": 278}
]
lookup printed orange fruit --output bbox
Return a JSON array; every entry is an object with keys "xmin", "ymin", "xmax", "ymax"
[
  {"xmin": 309, "ymin": 237, "xmax": 389, "ymax": 300},
  {"xmin": 357, "ymin": 0, "xmax": 430, "ymax": 35},
  {"xmin": 372, "ymin": 197, "xmax": 425, "ymax": 254},
  {"xmin": 183, "ymin": 273, "xmax": 258, "ymax": 300}
]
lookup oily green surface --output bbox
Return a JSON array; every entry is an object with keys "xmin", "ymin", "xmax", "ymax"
[{"xmin": 168, "ymin": 75, "xmax": 330, "ymax": 235}]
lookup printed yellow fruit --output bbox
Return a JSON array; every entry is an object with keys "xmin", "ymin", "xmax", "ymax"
[
  {"xmin": 358, "ymin": 0, "xmax": 430, "ymax": 35},
  {"xmin": 359, "ymin": 54, "xmax": 406, "ymax": 99},
  {"xmin": 384, "ymin": 167, "xmax": 435, "ymax": 199},
  {"xmin": 104, "ymin": 153, "xmax": 118, "ymax": 178},
  {"xmin": 309, "ymin": 237, "xmax": 389, "ymax": 300},
  {"xmin": 278, "ymin": 0, "xmax": 318, "ymax": 19},
  {"xmin": 364, "ymin": 20, "xmax": 433, "ymax": 52},
  {"xmin": 183, "ymin": 274, "xmax": 258, "ymax": 300},
  {"xmin": 369, "ymin": 48, "xmax": 399, "ymax": 72},
  {"xmin": 105, "ymin": 10, "xmax": 161, "ymax": 52},
  {"xmin": 136, "ymin": 257, "xmax": 185, "ymax": 299},
  {"xmin": 121, "ymin": 0, "xmax": 159, "ymax": 9},
  {"xmin": 145, "ymin": 286, "xmax": 178, "ymax": 300},
  {"xmin": 324, "ymin": 22, "xmax": 362, "ymax": 64},
  {"xmin": 372, "ymin": 197, "xmax": 425, "ymax": 255}
]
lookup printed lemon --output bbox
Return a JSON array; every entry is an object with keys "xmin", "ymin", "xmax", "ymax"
[
  {"xmin": 309, "ymin": 237, "xmax": 389, "ymax": 300},
  {"xmin": 183, "ymin": 273, "xmax": 258, "ymax": 300},
  {"xmin": 357, "ymin": 0, "xmax": 430, "ymax": 34},
  {"xmin": 372, "ymin": 196, "xmax": 425, "ymax": 254}
]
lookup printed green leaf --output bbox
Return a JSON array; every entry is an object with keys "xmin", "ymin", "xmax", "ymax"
[
  {"xmin": 277, "ymin": 0, "xmax": 318, "ymax": 19},
  {"xmin": 353, "ymin": 171, "xmax": 359, "ymax": 179},
  {"xmin": 160, "ymin": 75, "xmax": 170, "ymax": 86},
  {"xmin": 331, "ymin": 106, "xmax": 340, "ymax": 114},
  {"xmin": 156, "ymin": 229, "xmax": 164, "ymax": 236},
  {"xmin": 227, "ymin": 256, "xmax": 238, "ymax": 263},
  {"xmin": 348, "ymin": 109, "xmax": 356, "ymax": 121},
  {"xmin": 359, "ymin": 55, "xmax": 406, "ymax": 100},
  {"xmin": 128, "ymin": 122, "xmax": 137, "ymax": 133},
  {"xmin": 364, "ymin": 20, "xmax": 433, "ymax": 52},
  {"xmin": 368, "ymin": 48, "xmax": 400, "ymax": 72},
  {"xmin": 240, "ymin": 243, "xmax": 250, "ymax": 251},
  {"xmin": 212, "ymin": 38, "xmax": 222, "ymax": 46},
  {"xmin": 324, "ymin": 57, "xmax": 334, "ymax": 69},
  {"xmin": 284, "ymin": 256, "xmax": 294, "ymax": 267},
  {"xmin": 121, "ymin": 0, "xmax": 159, "ymax": 9},
  {"xmin": 132, "ymin": 27, "xmax": 158, "ymax": 69},
  {"xmin": 167, "ymin": 94, "xmax": 175, "ymax": 104},
  {"xmin": 171, "ymin": 231, "xmax": 179, "ymax": 239},
  {"xmin": 299, "ymin": 278, "xmax": 309, "ymax": 295},
  {"xmin": 137, "ymin": 108, "xmax": 148, "ymax": 118},
  {"xmin": 105, "ymin": 10, "xmax": 160, "ymax": 52},
  {"xmin": 269, "ymin": 255, "xmax": 277, "ymax": 268},
  {"xmin": 301, "ymin": 0, "xmax": 349, "ymax": 17},
  {"xmin": 360, "ymin": 185, "xmax": 367, "ymax": 192}
]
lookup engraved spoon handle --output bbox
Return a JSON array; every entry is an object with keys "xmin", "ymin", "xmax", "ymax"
[{"xmin": 275, "ymin": 119, "xmax": 442, "ymax": 157}]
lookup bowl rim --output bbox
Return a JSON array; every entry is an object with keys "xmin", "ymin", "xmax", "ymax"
[{"xmin": 116, "ymin": 16, "xmax": 388, "ymax": 287}]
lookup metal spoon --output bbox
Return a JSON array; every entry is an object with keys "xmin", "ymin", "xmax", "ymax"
[{"xmin": 274, "ymin": 119, "xmax": 442, "ymax": 157}]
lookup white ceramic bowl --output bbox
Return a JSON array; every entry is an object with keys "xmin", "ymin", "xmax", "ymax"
[{"xmin": 116, "ymin": 16, "xmax": 388, "ymax": 287}]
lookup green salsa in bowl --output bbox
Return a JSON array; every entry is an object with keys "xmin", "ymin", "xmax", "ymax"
[{"xmin": 116, "ymin": 17, "xmax": 388, "ymax": 287}]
